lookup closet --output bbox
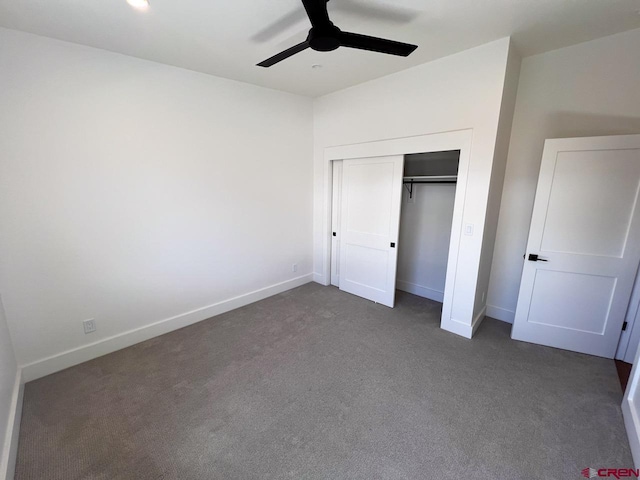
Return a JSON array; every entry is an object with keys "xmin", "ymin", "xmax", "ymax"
[{"xmin": 330, "ymin": 150, "xmax": 459, "ymax": 307}]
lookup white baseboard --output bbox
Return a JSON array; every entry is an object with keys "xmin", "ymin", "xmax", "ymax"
[
  {"xmin": 471, "ymin": 306, "xmax": 487, "ymax": 336},
  {"xmin": 623, "ymin": 391, "xmax": 640, "ymax": 469},
  {"xmin": 1, "ymin": 369, "xmax": 23, "ymax": 480},
  {"xmin": 22, "ymin": 274, "xmax": 313, "ymax": 382},
  {"xmin": 441, "ymin": 306, "xmax": 487, "ymax": 339},
  {"xmin": 396, "ymin": 280, "xmax": 444, "ymax": 303},
  {"xmin": 486, "ymin": 304, "xmax": 515, "ymax": 324},
  {"xmin": 313, "ymin": 272, "xmax": 328, "ymax": 286},
  {"xmin": 441, "ymin": 318, "xmax": 473, "ymax": 339}
]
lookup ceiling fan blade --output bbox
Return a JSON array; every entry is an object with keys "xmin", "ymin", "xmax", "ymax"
[
  {"xmin": 338, "ymin": 31, "xmax": 417, "ymax": 57},
  {"xmin": 301, "ymin": 0, "xmax": 332, "ymax": 28},
  {"xmin": 257, "ymin": 41, "xmax": 310, "ymax": 67},
  {"xmin": 251, "ymin": 9, "xmax": 308, "ymax": 43},
  {"xmin": 338, "ymin": 0, "xmax": 417, "ymax": 25}
]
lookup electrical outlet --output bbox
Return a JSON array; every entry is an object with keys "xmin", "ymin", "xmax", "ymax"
[
  {"xmin": 83, "ymin": 319, "xmax": 96, "ymax": 334},
  {"xmin": 292, "ymin": 263, "xmax": 298, "ymax": 273}
]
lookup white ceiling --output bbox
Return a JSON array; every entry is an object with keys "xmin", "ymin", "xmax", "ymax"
[{"xmin": 1, "ymin": 0, "xmax": 639, "ymax": 97}]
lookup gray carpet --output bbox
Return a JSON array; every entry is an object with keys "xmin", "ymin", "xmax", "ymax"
[{"xmin": 15, "ymin": 283, "xmax": 631, "ymax": 479}]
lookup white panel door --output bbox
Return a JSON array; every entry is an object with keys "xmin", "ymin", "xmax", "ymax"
[
  {"xmin": 339, "ymin": 155, "xmax": 404, "ymax": 307},
  {"xmin": 512, "ymin": 135, "xmax": 640, "ymax": 358}
]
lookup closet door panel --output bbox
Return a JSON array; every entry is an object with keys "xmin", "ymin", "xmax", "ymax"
[{"xmin": 339, "ymin": 155, "xmax": 404, "ymax": 307}]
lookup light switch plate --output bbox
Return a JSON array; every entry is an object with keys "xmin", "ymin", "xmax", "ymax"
[{"xmin": 464, "ymin": 223, "xmax": 474, "ymax": 236}]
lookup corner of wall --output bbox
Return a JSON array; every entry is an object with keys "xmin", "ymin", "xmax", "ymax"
[
  {"xmin": 486, "ymin": 304, "xmax": 515, "ymax": 324},
  {"xmin": 472, "ymin": 38, "xmax": 522, "ymax": 322},
  {"xmin": 441, "ymin": 304, "xmax": 487, "ymax": 339}
]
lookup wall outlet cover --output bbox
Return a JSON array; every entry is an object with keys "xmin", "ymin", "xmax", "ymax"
[{"xmin": 83, "ymin": 319, "xmax": 97, "ymax": 334}]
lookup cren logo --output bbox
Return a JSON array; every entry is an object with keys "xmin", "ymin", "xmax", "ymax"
[{"xmin": 582, "ymin": 468, "xmax": 640, "ymax": 478}]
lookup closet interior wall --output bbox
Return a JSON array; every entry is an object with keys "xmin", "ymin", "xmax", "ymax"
[{"xmin": 397, "ymin": 151, "xmax": 459, "ymax": 303}]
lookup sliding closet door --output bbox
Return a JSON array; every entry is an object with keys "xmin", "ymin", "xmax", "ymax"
[{"xmin": 339, "ymin": 155, "xmax": 404, "ymax": 307}]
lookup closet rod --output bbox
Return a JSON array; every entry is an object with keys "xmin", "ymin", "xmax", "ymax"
[
  {"xmin": 403, "ymin": 175, "xmax": 457, "ymax": 183},
  {"xmin": 403, "ymin": 175, "xmax": 457, "ymax": 199}
]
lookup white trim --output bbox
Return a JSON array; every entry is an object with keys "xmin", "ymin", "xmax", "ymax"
[
  {"xmin": 313, "ymin": 272, "xmax": 327, "ymax": 285},
  {"xmin": 623, "ymin": 310, "xmax": 640, "ymax": 363},
  {"xmin": 623, "ymin": 336, "xmax": 640, "ymax": 468},
  {"xmin": 330, "ymin": 160, "xmax": 343, "ymax": 288},
  {"xmin": 21, "ymin": 274, "xmax": 313, "ymax": 382},
  {"xmin": 320, "ymin": 130, "xmax": 476, "ymax": 338},
  {"xmin": 441, "ymin": 318, "xmax": 473, "ymax": 339},
  {"xmin": 486, "ymin": 304, "xmax": 515, "ymax": 324},
  {"xmin": 617, "ymin": 266, "xmax": 640, "ymax": 361},
  {"xmin": 396, "ymin": 280, "xmax": 444, "ymax": 303},
  {"xmin": 623, "ymin": 394, "xmax": 640, "ymax": 469},
  {"xmin": 323, "ymin": 129, "xmax": 472, "ymax": 162},
  {"xmin": 1, "ymin": 369, "xmax": 23, "ymax": 480},
  {"xmin": 441, "ymin": 307, "xmax": 487, "ymax": 339},
  {"xmin": 471, "ymin": 306, "xmax": 487, "ymax": 336}
]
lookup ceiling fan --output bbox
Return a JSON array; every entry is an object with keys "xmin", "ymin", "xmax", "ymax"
[{"xmin": 257, "ymin": 0, "xmax": 418, "ymax": 68}]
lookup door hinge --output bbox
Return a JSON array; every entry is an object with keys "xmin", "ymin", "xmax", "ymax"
[{"xmin": 623, "ymin": 321, "xmax": 628, "ymax": 331}]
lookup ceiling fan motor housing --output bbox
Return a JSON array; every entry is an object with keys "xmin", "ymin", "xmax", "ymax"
[{"xmin": 308, "ymin": 25, "xmax": 341, "ymax": 52}]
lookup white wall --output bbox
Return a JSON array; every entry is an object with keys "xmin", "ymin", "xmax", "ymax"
[
  {"xmin": 397, "ymin": 185, "xmax": 456, "ymax": 302},
  {"xmin": 313, "ymin": 38, "xmax": 512, "ymax": 330},
  {"xmin": 488, "ymin": 28, "xmax": 640, "ymax": 323},
  {"xmin": 0, "ymin": 28, "xmax": 314, "ymax": 378},
  {"xmin": 0, "ymin": 295, "xmax": 18, "ymax": 480},
  {"xmin": 474, "ymin": 41, "xmax": 521, "ymax": 319}
]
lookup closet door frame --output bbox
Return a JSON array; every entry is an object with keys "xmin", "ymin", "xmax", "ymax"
[
  {"xmin": 321, "ymin": 130, "xmax": 475, "ymax": 337},
  {"xmin": 330, "ymin": 160, "xmax": 342, "ymax": 287}
]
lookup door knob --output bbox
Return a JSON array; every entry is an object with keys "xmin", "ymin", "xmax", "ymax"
[{"xmin": 528, "ymin": 254, "xmax": 548, "ymax": 262}]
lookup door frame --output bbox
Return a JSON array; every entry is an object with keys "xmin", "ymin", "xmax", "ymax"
[
  {"xmin": 320, "ymin": 130, "xmax": 473, "ymax": 335},
  {"xmin": 623, "ymin": 339, "xmax": 640, "ymax": 467},
  {"xmin": 616, "ymin": 268, "xmax": 640, "ymax": 362},
  {"xmin": 330, "ymin": 160, "xmax": 342, "ymax": 287}
]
